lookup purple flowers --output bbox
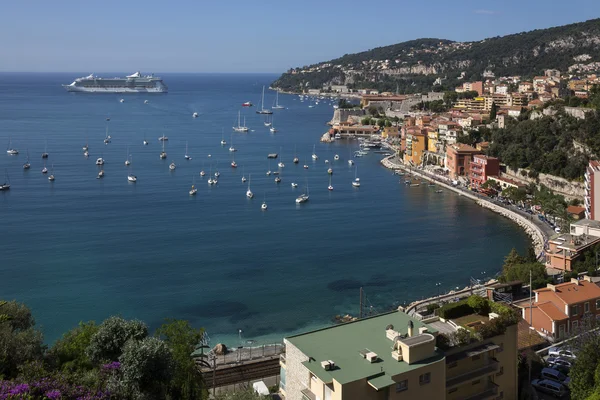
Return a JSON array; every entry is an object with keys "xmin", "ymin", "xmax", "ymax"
[
  {"xmin": 101, "ymin": 361, "xmax": 121, "ymax": 371},
  {"xmin": 0, "ymin": 378, "xmax": 109, "ymax": 400}
]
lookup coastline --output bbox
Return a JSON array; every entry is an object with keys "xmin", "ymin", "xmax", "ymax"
[{"xmin": 379, "ymin": 153, "xmax": 548, "ymax": 257}]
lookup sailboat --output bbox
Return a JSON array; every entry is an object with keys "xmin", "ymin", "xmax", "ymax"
[
  {"xmin": 246, "ymin": 174, "xmax": 254, "ymax": 198},
  {"xmin": 264, "ymin": 115, "xmax": 272, "ymax": 127},
  {"xmin": 127, "ymin": 154, "xmax": 137, "ymax": 182},
  {"xmin": 261, "ymin": 193, "xmax": 268, "ymax": 210},
  {"xmin": 42, "ymin": 159, "xmax": 48, "ymax": 174},
  {"xmin": 241, "ymin": 166, "xmax": 247, "ymax": 183},
  {"xmin": 104, "ymin": 125, "xmax": 111, "ymax": 144},
  {"xmin": 220, "ymin": 132, "xmax": 227, "ymax": 145},
  {"xmin": 23, "ymin": 150, "xmax": 31, "ymax": 169},
  {"xmin": 272, "ymin": 89, "xmax": 284, "ymax": 109},
  {"xmin": 311, "ymin": 144, "xmax": 318, "ymax": 160},
  {"xmin": 266, "ymin": 159, "xmax": 272, "ymax": 176},
  {"xmin": 48, "ymin": 164, "xmax": 55, "ymax": 181},
  {"xmin": 0, "ymin": 170, "xmax": 11, "ymax": 190},
  {"xmin": 6, "ymin": 137, "xmax": 18, "ymax": 155},
  {"xmin": 200, "ymin": 161, "xmax": 206, "ymax": 177},
  {"xmin": 125, "ymin": 146, "xmax": 131, "ymax": 166},
  {"xmin": 169, "ymin": 161, "xmax": 176, "ymax": 171},
  {"xmin": 229, "ymin": 134, "xmax": 237, "ymax": 152},
  {"xmin": 160, "ymin": 139, "xmax": 167, "ymax": 159},
  {"xmin": 352, "ymin": 165, "xmax": 361, "ymax": 187},
  {"xmin": 189, "ymin": 176, "xmax": 197, "ymax": 195},
  {"xmin": 278, "ymin": 147, "xmax": 285, "ymax": 168},
  {"xmin": 231, "ymin": 152, "xmax": 237, "ymax": 168},
  {"xmin": 185, "ymin": 141, "xmax": 191, "ymax": 160},
  {"xmin": 207, "ymin": 165, "xmax": 215, "ymax": 185},
  {"xmin": 293, "ymin": 145, "xmax": 299, "ymax": 164},
  {"xmin": 214, "ymin": 161, "xmax": 220, "ymax": 177},
  {"xmin": 328, "ymin": 175, "xmax": 333, "ymax": 191},
  {"xmin": 269, "ymin": 115, "xmax": 278, "ymax": 133},
  {"xmin": 82, "ymin": 140, "xmax": 89, "ymax": 152},
  {"xmin": 303, "ymin": 158, "xmax": 309, "ymax": 169},
  {"xmin": 296, "ymin": 182, "xmax": 309, "ymax": 203},
  {"xmin": 256, "ymin": 86, "xmax": 273, "ymax": 114},
  {"xmin": 233, "ymin": 111, "xmax": 249, "ymax": 132}
]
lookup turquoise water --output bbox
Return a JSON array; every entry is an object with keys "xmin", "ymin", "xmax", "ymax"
[{"xmin": 0, "ymin": 73, "xmax": 529, "ymax": 346}]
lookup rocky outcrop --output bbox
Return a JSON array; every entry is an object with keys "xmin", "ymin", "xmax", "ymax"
[
  {"xmin": 213, "ymin": 343, "xmax": 228, "ymax": 355},
  {"xmin": 502, "ymin": 168, "xmax": 584, "ymax": 200}
]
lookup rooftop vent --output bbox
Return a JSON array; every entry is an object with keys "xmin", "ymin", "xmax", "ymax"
[
  {"xmin": 366, "ymin": 352, "xmax": 378, "ymax": 363},
  {"xmin": 321, "ymin": 360, "xmax": 334, "ymax": 371}
]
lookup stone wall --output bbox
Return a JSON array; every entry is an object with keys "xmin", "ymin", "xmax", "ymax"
[
  {"xmin": 282, "ymin": 339, "xmax": 309, "ymax": 400},
  {"xmin": 328, "ymin": 108, "xmax": 365, "ymax": 125},
  {"xmin": 502, "ymin": 168, "xmax": 584, "ymax": 200}
]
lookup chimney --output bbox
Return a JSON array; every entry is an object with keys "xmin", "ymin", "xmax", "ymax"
[
  {"xmin": 571, "ymin": 278, "xmax": 580, "ymax": 285},
  {"xmin": 408, "ymin": 320, "xmax": 414, "ymax": 337},
  {"xmin": 547, "ymin": 283, "xmax": 557, "ymax": 292},
  {"xmin": 584, "ymin": 275, "xmax": 593, "ymax": 283}
]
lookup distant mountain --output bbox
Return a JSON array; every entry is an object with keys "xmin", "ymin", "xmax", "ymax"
[{"xmin": 272, "ymin": 19, "xmax": 600, "ymax": 93}]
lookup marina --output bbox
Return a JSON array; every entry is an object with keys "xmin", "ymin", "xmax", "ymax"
[{"xmin": 0, "ymin": 73, "xmax": 530, "ymax": 346}]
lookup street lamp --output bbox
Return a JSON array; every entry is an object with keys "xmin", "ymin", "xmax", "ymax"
[
  {"xmin": 246, "ymin": 339, "xmax": 256, "ymax": 360},
  {"xmin": 435, "ymin": 282, "xmax": 442, "ymax": 297}
]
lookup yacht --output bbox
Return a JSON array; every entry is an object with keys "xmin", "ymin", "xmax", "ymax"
[
  {"xmin": 169, "ymin": 162, "xmax": 176, "ymax": 171},
  {"xmin": 6, "ymin": 138, "xmax": 18, "ymax": 155},
  {"xmin": 334, "ymin": 154, "xmax": 340, "ymax": 161},
  {"xmin": 246, "ymin": 174, "xmax": 254, "ymax": 198},
  {"xmin": 291, "ymin": 182, "xmax": 298, "ymax": 188},
  {"xmin": 256, "ymin": 86, "xmax": 273, "ymax": 114},
  {"xmin": 261, "ymin": 201, "xmax": 268, "ymax": 211},
  {"xmin": 311, "ymin": 144, "xmax": 318, "ymax": 160},
  {"xmin": 95, "ymin": 157, "xmax": 104, "ymax": 165},
  {"xmin": 272, "ymin": 90, "xmax": 284, "ymax": 109},
  {"xmin": 193, "ymin": 112, "xmax": 199, "ymax": 118},
  {"xmin": 127, "ymin": 174, "xmax": 137, "ymax": 183},
  {"xmin": 0, "ymin": 171, "xmax": 10, "ymax": 190},
  {"xmin": 64, "ymin": 72, "xmax": 168, "ymax": 93},
  {"xmin": 296, "ymin": 190, "xmax": 309, "ymax": 204},
  {"xmin": 233, "ymin": 111, "xmax": 249, "ymax": 132},
  {"xmin": 275, "ymin": 176, "xmax": 281, "ymax": 183}
]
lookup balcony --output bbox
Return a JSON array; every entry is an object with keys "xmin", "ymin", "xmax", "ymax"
[
  {"xmin": 446, "ymin": 359, "xmax": 499, "ymax": 388},
  {"xmin": 463, "ymin": 383, "xmax": 499, "ymax": 400},
  {"xmin": 301, "ymin": 388, "xmax": 318, "ymax": 400},
  {"xmin": 280, "ymin": 353, "xmax": 286, "ymax": 367}
]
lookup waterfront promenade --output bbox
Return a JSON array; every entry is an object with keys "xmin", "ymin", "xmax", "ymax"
[{"xmin": 380, "ymin": 153, "xmax": 551, "ymax": 257}]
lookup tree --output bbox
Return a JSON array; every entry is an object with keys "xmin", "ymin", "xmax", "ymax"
[
  {"xmin": 48, "ymin": 321, "xmax": 99, "ymax": 373},
  {"xmin": 570, "ymin": 333, "xmax": 600, "ymax": 400},
  {"xmin": 502, "ymin": 187, "xmax": 527, "ymax": 204},
  {"xmin": 119, "ymin": 336, "xmax": 174, "ymax": 398},
  {"xmin": 503, "ymin": 248, "xmax": 524, "ymax": 270},
  {"xmin": 0, "ymin": 300, "xmax": 44, "ymax": 378},
  {"xmin": 467, "ymin": 295, "xmax": 490, "ymax": 315},
  {"xmin": 367, "ymin": 106, "xmax": 379, "ymax": 116},
  {"xmin": 87, "ymin": 316, "xmax": 148, "ymax": 363},
  {"xmin": 500, "ymin": 262, "xmax": 548, "ymax": 289},
  {"xmin": 155, "ymin": 319, "xmax": 205, "ymax": 400},
  {"xmin": 490, "ymin": 102, "xmax": 498, "ymax": 120}
]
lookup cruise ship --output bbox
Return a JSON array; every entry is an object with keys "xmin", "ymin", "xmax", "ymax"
[{"xmin": 63, "ymin": 72, "xmax": 167, "ymax": 93}]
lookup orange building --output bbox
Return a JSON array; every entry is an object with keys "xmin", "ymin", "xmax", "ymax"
[
  {"xmin": 404, "ymin": 131, "xmax": 427, "ymax": 166},
  {"xmin": 445, "ymin": 144, "xmax": 481, "ymax": 180},
  {"xmin": 522, "ymin": 278, "xmax": 600, "ymax": 340}
]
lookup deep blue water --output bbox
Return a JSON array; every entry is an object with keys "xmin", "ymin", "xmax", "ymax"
[{"xmin": 0, "ymin": 73, "xmax": 529, "ymax": 346}]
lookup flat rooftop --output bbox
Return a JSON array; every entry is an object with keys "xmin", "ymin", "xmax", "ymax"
[
  {"xmin": 573, "ymin": 219, "xmax": 600, "ymax": 229},
  {"xmin": 286, "ymin": 311, "xmax": 443, "ymax": 386}
]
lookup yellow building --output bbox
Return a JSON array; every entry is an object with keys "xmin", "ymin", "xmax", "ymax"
[
  {"xmin": 427, "ymin": 130, "xmax": 440, "ymax": 153},
  {"xmin": 404, "ymin": 132, "xmax": 427, "ymax": 165},
  {"xmin": 382, "ymin": 126, "xmax": 400, "ymax": 139},
  {"xmin": 280, "ymin": 306, "xmax": 518, "ymax": 400}
]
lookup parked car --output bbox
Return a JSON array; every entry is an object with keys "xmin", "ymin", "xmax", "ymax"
[
  {"xmin": 541, "ymin": 367, "xmax": 571, "ymax": 387},
  {"xmin": 548, "ymin": 347, "xmax": 576, "ymax": 359},
  {"xmin": 547, "ymin": 356, "xmax": 573, "ymax": 371},
  {"xmin": 532, "ymin": 379, "xmax": 568, "ymax": 397}
]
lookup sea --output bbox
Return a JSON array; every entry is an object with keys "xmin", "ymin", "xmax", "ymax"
[{"xmin": 0, "ymin": 73, "xmax": 529, "ymax": 346}]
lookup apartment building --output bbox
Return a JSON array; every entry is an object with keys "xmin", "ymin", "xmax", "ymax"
[
  {"xmin": 521, "ymin": 277, "xmax": 600, "ymax": 340},
  {"xmin": 469, "ymin": 155, "xmax": 500, "ymax": 188},
  {"xmin": 445, "ymin": 144, "xmax": 481, "ymax": 180},
  {"xmin": 281, "ymin": 309, "xmax": 517, "ymax": 400},
  {"xmin": 585, "ymin": 160, "xmax": 600, "ymax": 220}
]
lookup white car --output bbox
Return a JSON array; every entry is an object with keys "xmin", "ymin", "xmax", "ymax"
[{"xmin": 548, "ymin": 347, "xmax": 576, "ymax": 359}]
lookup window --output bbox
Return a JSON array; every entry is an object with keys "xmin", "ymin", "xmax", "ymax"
[
  {"xmin": 448, "ymin": 362, "xmax": 457, "ymax": 369},
  {"xmin": 572, "ymin": 305, "xmax": 579, "ymax": 316},
  {"xmin": 585, "ymin": 302, "xmax": 590, "ymax": 313},
  {"xmin": 496, "ymin": 367, "xmax": 504, "ymax": 377},
  {"xmin": 395, "ymin": 380, "xmax": 408, "ymax": 393},
  {"xmin": 472, "ymin": 379, "xmax": 481, "ymax": 385},
  {"xmin": 472, "ymin": 355, "xmax": 481, "ymax": 361},
  {"xmin": 419, "ymin": 372, "xmax": 431, "ymax": 385},
  {"xmin": 596, "ymin": 299, "xmax": 600, "ymax": 310}
]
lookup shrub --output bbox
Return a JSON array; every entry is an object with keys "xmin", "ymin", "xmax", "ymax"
[
  {"xmin": 425, "ymin": 303, "xmax": 440, "ymax": 315},
  {"xmin": 436, "ymin": 300, "xmax": 474, "ymax": 319},
  {"xmin": 467, "ymin": 296, "xmax": 491, "ymax": 315},
  {"xmin": 87, "ymin": 317, "xmax": 148, "ymax": 363}
]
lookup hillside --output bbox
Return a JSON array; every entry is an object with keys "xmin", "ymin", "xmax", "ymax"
[{"xmin": 272, "ymin": 19, "xmax": 600, "ymax": 93}]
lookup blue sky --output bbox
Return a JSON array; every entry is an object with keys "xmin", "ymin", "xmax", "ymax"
[{"xmin": 1, "ymin": 0, "xmax": 599, "ymax": 73}]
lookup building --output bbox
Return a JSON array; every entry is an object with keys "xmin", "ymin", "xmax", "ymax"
[
  {"xmin": 544, "ymin": 220, "xmax": 600, "ymax": 271},
  {"xmin": 281, "ymin": 309, "xmax": 517, "ymax": 400},
  {"xmin": 585, "ymin": 160, "xmax": 600, "ymax": 220},
  {"xmin": 487, "ymin": 176, "xmax": 526, "ymax": 191},
  {"xmin": 521, "ymin": 277, "xmax": 600, "ymax": 340},
  {"xmin": 445, "ymin": 144, "xmax": 481, "ymax": 180},
  {"xmin": 469, "ymin": 155, "xmax": 500, "ymax": 188},
  {"xmin": 567, "ymin": 205, "xmax": 586, "ymax": 220},
  {"xmin": 404, "ymin": 131, "xmax": 427, "ymax": 166}
]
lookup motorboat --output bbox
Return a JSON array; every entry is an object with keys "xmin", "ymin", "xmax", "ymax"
[
  {"xmin": 119, "ymin": 99, "xmax": 125, "ymax": 103},
  {"xmin": 291, "ymin": 182, "xmax": 298, "ymax": 188},
  {"xmin": 269, "ymin": 127, "xmax": 277, "ymax": 133},
  {"xmin": 143, "ymin": 139, "xmax": 149, "ymax": 145},
  {"xmin": 278, "ymin": 161, "xmax": 285, "ymax": 168},
  {"xmin": 95, "ymin": 157, "xmax": 104, "ymax": 165},
  {"xmin": 169, "ymin": 162, "xmax": 176, "ymax": 170},
  {"xmin": 334, "ymin": 154, "xmax": 340, "ymax": 161},
  {"xmin": 97, "ymin": 170, "xmax": 104, "ymax": 179},
  {"xmin": 275, "ymin": 176, "xmax": 281, "ymax": 183},
  {"xmin": 296, "ymin": 193, "xmax": 309, "ymax": 204},
  {"xmin": 328, "ymin": 168, "xmax": 333, "ymax": 174},
  {"xmin": 189, "ymin": 185, "xmax": 197, "ymax": 195},
  {"xmin": 144, "ymin": 100, "xmax": 149, "ymax": 104},
  {"xmin": 158, "ymin": 135, "xmax": 168, "ymax": 141},
  {"xmin": 84, "ymin": 151, "xmax": 89, "ymax": 157},
  {"xmin": 303, "ymin": 164, "xmax": 309, "ymax": 169},
  {"xmin": 193, "ymin": 112, "xmax": 199, "ymax": 118},
  {"xmin": 128, "ymin": 175, "xmax": 137, "ymax": 183},
  {"xmin": 261, "ymin": 202, "xmax": 268, "ymax": 210},
  {"xmin": 293, "ymin": 157, "xmax": 299, "ymax": 164},
  {"xmin": 231, "ymin": 161, "xmax": 238, "ymax": 168},
  {"xmin": 242, "ymin": 101, "xmax": 253, "ymax": 107},
  {"xmin": 200, "ymin": 170, "xmax": 206, "ymax": 176}
]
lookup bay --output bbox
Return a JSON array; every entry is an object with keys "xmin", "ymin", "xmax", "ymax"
[{"xmin": 0, "ymin": 73, "xmax": 529, "ymax": 346}]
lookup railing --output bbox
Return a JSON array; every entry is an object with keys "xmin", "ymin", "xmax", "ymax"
[
  {"xmin": 280, "ymin": 353, "xmax": 286, "ymax": 365},
  {"xmin": 301, "ymin": 388, "xmax": 318, "ymax": 400},
  {"xmin": 446, "ymin": 359, "xmax": 499, "ymax": 388},
  {"xmin": 204, "ymin": 343, "xmax": 284, "ymax": 367},
  {"xmin": 464, "ymin": 383, "xmax": 499, "ymax": 400}
]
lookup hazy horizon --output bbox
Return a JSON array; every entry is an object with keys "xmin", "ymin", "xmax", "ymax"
[{"xmin": 1, "ymin": 0, "xmax": 599, "ymax": 73}]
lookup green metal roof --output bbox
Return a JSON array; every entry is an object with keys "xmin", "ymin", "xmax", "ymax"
[{"xmin": 287, "ymin": 311, "xmax": 444, "ymax": 387}]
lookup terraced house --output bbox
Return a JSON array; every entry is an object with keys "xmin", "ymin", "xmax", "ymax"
[{"xmin": 280, "ymin": 308, "xmax": 517, "ymax": 400}]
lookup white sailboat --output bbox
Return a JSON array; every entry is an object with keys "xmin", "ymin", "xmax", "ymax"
[
  {"xmin": 233, "ymin": 111, "xmax": 249, "ymax": 132},
  {"xmin": 6, "ymin": 137, "xmax": 18, "ymax": 155},
  {"xmin": 214, "ymin": 161, "xmax": 220, "ymax": 177},
  {"xmin": 229, "ymin": 134, "xmax": 237, "ymax": 152},
  {"xmin": 266, "ymin": 159, "xmax": 272, "ymax": 176},
  {"xmin": 241, "ymin": 166, "xmax": 247, "ymax": 183},
  {"xmin": 127, "ymin": 154, "xmax": 137, "ymax": 182},
  {"xmin": 352, "ymin": 165, "xmax": 361, "ymax": 187},
  {"xmin": 261, "ymin": 193, "xmax": 268, "ymax": 210},
  {"xmin": 23, "ymin": 150, "xmax": 31, "ymax": 169},
  {"xmin": 185, "ymin": 142, "xmax": 191, "ymax": 160},
  {"xmin": 291, "ymin": 182, "xmax": 298, "ymax": 188},
  {"xmin": 143, "ymin": 132, "xmax": 149, "ymax": 146},
  {"xmin": 256, "ymin": 86, "xmax": 273, "ymax": 114},
  {"xmin": 272, "ymin": 90, "xmax": 284, "ymax": 109},
  {"xmin": 278, "ymin": 147, "xmax": 285, "ymax": 168},
  {"xmin": 0, "ymin": 170, "xmax": 10, "ymax": 190},
  {"xmin": 160, "ymin": 139, "xmax": 167, "ymax": 159},
  {"xmin": 264, "ymin": 115, "xmax": 272, "ymax": 127},
  {"xmin": 328, "ymin": 175, "xmax": 333, "ymax": 191},
  {"xmin": 125, "ymin": 146, "xmax": 131, "ymax": 166},
  {"xmin": 269, "ymin": 115, "xmax": 278, "ymax": 133},
  {"xmin": 189, "ymin": 176, "xmax": 197, "ymax": 195},
  {"xmin": 311, "ymin": 144, "xmax": 318, "ymax": 160},
  {"xmin": 200, "ymin": 161, "xmax": 206, "ymax": 177},
  {"xmin": 293, "ymin": 145, "xmax": 299, "ymax": 164},
  {"xmin": 207, "ymin": 165, "xmax": 215, "ymax": 185},
  {"xmin": 231, "ymin": 152, "xmax": 237, "ymax": 168},
  {"xmin": 104, "ymin": 125, "xmax": 111, "ymax": 144},
  {"xmin": 42, "ymin": 139, "xmax": 49, "ymax": 158},
  {"xmin": 296, "ymin": 183, "xmax": 309, "ymax": 203},
  {"xmin": 95, "ymin": 157, "xmax": 104, "ymax": 166},
  {"xmin": 169, "ymin": 161, "xmax": 176, "ymax": 171},
  {"xmin": 246, "ymin": 174, "xmax": 254, "ymax": 198},
  {"xmin": 48, "ymin": 164, "xmax": 55, "ymax": 181}
]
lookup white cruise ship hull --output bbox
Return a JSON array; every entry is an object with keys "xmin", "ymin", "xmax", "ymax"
[{"xmin": 63, "ymin": 85, "xmax": 166, "ymax": 93}]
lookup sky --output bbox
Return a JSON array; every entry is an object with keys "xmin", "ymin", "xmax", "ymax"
[{"xmin": 1, "ymin": 0, "xmax": 599, "ymax": 73}]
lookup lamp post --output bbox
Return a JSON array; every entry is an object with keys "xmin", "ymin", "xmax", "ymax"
[
  {"xmin": 246, "ymin": 339, "xmax": 256, "ymax": 360},
  {"xmin": 435, "ymin": 282, "xmax": 442, "ymax": 297}
]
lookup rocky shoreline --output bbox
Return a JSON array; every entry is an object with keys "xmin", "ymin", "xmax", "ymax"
[{"xmin": 380, "ymin": 155, "xmax": 547, "ymax": 256}]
